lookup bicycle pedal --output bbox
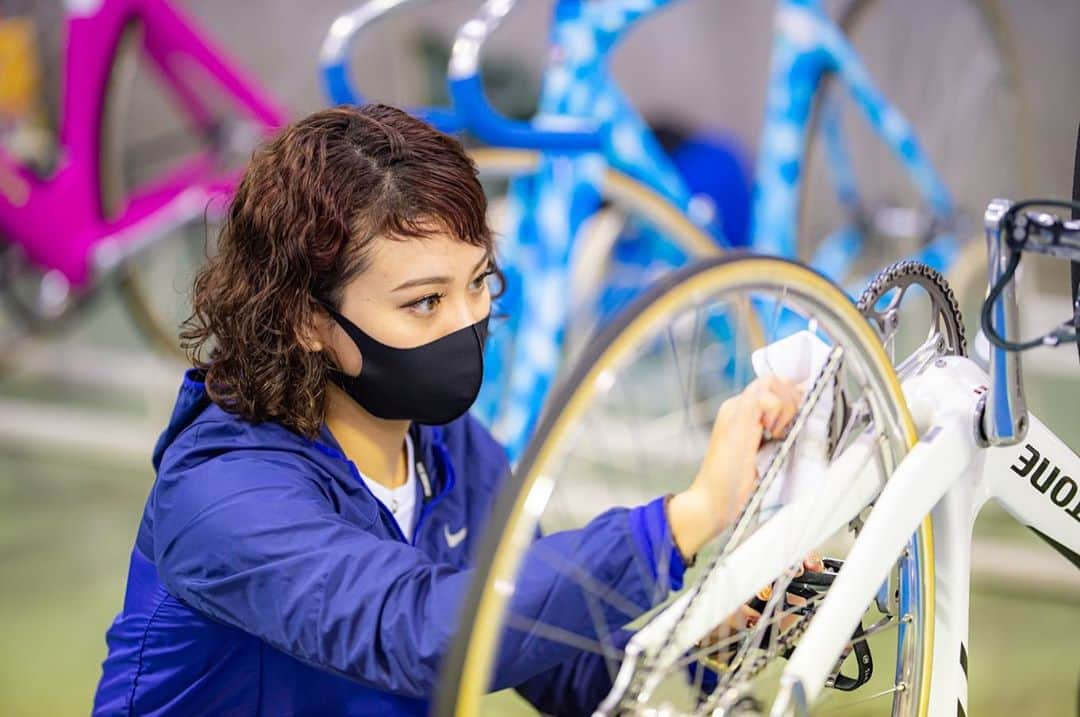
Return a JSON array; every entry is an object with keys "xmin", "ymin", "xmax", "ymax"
[
  {"xmin": 825, "ymin": 620, "xmax": 874, "ymax": 692},
  {"xmin": 790, "ymin": 557, "xmax": 843, "ymax": 592}
]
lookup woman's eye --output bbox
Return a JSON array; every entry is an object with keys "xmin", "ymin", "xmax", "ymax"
[
  {"xmin": 470, "ymin": 270, "xmax": 494, "ymax": 292},
  {"xmin": 409, "ymin": 294, "xmax": 442, "ymax": 315}
]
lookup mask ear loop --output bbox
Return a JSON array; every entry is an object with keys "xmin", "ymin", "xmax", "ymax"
[
  {"xmin": 317, "ymin": 300, "xmax": 347, "ymax": 328},
  {"xmin": 312, "ymin": 299, "xmax": 357, "ymax": 377}
]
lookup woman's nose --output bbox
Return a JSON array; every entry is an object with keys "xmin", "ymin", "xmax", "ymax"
[
  {"xmin": 446, "ymin": 296, "xmax": 486, "ymax": 334},
  {"xmin": 466, "ymin": 290, "xmax": 492, "ymax": 326}
]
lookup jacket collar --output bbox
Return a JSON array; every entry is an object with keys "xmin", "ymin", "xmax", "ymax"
[{"xmin": 309, "ymin": 422, "xmax": 451, "ymax": 500}]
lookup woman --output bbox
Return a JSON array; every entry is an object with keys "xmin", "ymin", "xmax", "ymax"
[{"xmin": 92, "ymin": 105, "xmax": 801, "ymax": 716}]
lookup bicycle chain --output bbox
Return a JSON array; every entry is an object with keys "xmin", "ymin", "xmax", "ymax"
[
  {"xmin": 738, "ymin": 600, "xmax": 818, "ymax": 683},
  {"xmin": 623, "ymin": 350, "xmax": 844, "ymax": 714},
  {"xmin": 855, "ymin": 259, "xmax": 967, "ymax": 357},
  {"xmin": 695, "ymin": 598, "xmax": 821, "ymax": 716}
]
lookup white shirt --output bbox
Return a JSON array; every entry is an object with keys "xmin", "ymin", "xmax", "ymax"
[{"xmin": 357, "ymin": 433, "xmax": 418, "ymax": 542}]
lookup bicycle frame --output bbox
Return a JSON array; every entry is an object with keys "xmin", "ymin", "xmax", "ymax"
[
  {"xmin": 611, "ymin": 198, "xmax": 1080, "ymax": 716},
  {"xmin": 451, "ymin": 0, "xmax": 730, "ymax": 459},
  {"xmin": 0, "ymin": 0, "xmax": 284, "ymax": 288},
  {"xmin": 319, "ymin": 0, "xmax": 460, "ymax": 133},
  {"xmin": 783, "ymin": 359, "xmax": 1078, "ymax": 716},
  {"xmin": 612, "ymin": 355, "xmax": 1078, "ymax": 716},
  {"xmin": 454, "ymin": 0, "xmax": 963, "ymax": 283},
  {"xmin": 752, "ymin": 0, "xmax": 958, "ymax": 283},
  {"xmin": 322, "ymin": 0, "xmax": 975, "ymax": 460},
  {"xmin": 444, "ymin": 0, "xmax": 971, "ymax": 459}
]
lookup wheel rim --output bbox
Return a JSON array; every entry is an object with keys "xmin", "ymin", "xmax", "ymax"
[{"xmin": 440, "ymin": 256, "xmax": 934, "ymax": 717}]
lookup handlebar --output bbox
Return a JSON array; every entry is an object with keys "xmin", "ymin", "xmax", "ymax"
[
  {"xmin": 448, "ymin": 0, "xmax": 604, "ymax": 150},
  {"xmin": 980, "ymin": 198, "xmax": 1080, "ymax": 446},
  {"xmin": 319, "ymin": 0, "xmax": 462, "ymax": 133}
]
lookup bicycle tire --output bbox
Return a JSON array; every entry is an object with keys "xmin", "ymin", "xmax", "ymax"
[
  {"xmin": 102, "ymin": 18, "xmax": 196, "ymax": 358},
  {"xmin": 0, "ymin": 20, "xmax": 142, "ymax": 348},
  {"xmin": 436, "ymin": 255, "xmax": 935, "ymax": 717}
]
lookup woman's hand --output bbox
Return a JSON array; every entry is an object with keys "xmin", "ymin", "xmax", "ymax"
[
  {"xmin": 695, "ymin": 553, "xmax": 825, "ymax": 669},
  {"xmin": 667, "ymin": 376, "xmax": 802, "ymax": 561}
]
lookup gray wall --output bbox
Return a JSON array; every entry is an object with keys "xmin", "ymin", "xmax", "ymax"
[{"xmin": 10, "ymin": 0, "xmax": 1080, "ymax": 196}]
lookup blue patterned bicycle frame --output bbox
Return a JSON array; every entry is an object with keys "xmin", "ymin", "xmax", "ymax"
[
  {"xmin": 459, "ymin": 0, "xmax": 730, "ymax": 460},
  {"xmin": 752, "ymin": 0, "xmax": 959, "ymax": 279},
  {"xmin": 323, "ymin": 0, "xmax": 962, "ymax": 461}
]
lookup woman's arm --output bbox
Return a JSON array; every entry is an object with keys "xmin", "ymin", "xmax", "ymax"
[
  {"xmin": 513, "ymin": 629, "xmax": 634, "ymax": 716},
  {"xmin": 151, "ymin": 449, "xmax": 669, "ymax": 699},
  {"xmin": 669, "ymin": 376, "xmax": 802, "ymax": 559},
  {"xmin": 507, "ymin": 376, "xmax": 805, "ymax": 713},
  {"xmin": 152, "ymin": 377, "xmax": 798, "ymax": 702}
]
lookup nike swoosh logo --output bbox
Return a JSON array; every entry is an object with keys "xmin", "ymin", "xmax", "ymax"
[{"xmin": 444, "ymin": 524, "xmax": 468, "ymax": 549}]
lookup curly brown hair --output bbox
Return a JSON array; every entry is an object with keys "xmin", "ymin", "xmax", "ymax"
[{"xmin": 181, "ymin": 104, "xmax": 495, "ymax": 438}]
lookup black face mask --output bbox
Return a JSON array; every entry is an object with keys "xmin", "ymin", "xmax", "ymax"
[{"xmin": 321, "ymin": 303, "xmax": 488, "ymax": 425}]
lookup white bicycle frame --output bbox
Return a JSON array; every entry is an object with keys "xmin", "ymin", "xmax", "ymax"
[
  {"xmin": 613, "ymin": 201, "xmax": 1080, "ymax": 717},
  {"xmin": 782, "ymin": 357, "xmax": 1079, "ymax": 716},
  {"xmin": 617, "ymin": 356, "xmax": 1078, "ymax": 716}
]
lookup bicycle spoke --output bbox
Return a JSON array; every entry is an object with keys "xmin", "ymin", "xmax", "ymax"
[
  {"xmin": 503, "ymin": 611, "xmax": 629, "ymax": 661},
  {"xmin": 815, "ymin": 684, "xmax": 905, "ymax": 714},
  {"xmin": 684, "ymin": 303, "xmax": 707, "ymax": 434},
  {"xmin": 670, "ymin": 591, "xmax": 826, "ymax": 673},
  {"xmin": 531, "ymin": 534, "xmax": 640, "ymax": 678},
  {"xmin": 529, "ymin": 541, "xmax": 654, "ymax": 622}
]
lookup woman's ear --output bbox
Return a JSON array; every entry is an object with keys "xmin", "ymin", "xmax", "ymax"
[{"xmin": 298, "ymin": 303, "xmax": 330, "ymax": 353}]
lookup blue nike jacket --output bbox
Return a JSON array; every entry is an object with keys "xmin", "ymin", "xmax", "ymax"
[{"xmin": 92, "ymin": 370, "xmax": 686, "ymax": 716}]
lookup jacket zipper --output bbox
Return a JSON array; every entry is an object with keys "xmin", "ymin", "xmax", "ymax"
[
  {"xmin": 408, "ymin": 434, "xmax": 456, "ymax": 546},
  {"xmin": 324, "ymin": 427, "xmax": 455, "ymax": 547}
]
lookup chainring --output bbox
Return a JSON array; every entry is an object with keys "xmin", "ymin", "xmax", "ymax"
[{"xmin": 857, "ymin": 260, "xmax": 967, "ymax": 359}]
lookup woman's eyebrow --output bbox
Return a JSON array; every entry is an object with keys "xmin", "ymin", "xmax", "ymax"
[
  {"xmin": 392, "ymin": 275, "xmax": 451, "ymax": 292},
  {"xmin": 391, "ymin": 256, "xmax": 490, "ymax": 292}
]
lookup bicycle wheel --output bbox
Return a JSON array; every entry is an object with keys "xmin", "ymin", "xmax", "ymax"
[
  {"xmin": 98, "ymin": 18, "xmax": 248, "ymax": 357},
  {"xmin": 438, "ymin": 256, "xmax": 934, "ymax": 716},
  {"xmin": 801, "ymin": 0, "xmax": 1027, "ymax": 295},
  {"xmin": 115, "ymin": 144, "xmax": 719, "ymax": 359}
]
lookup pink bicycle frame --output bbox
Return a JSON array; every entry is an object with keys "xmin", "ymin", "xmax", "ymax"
[{"xmin": 0, "ymin": 0, "xmax": 286, "ymax": 287}]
